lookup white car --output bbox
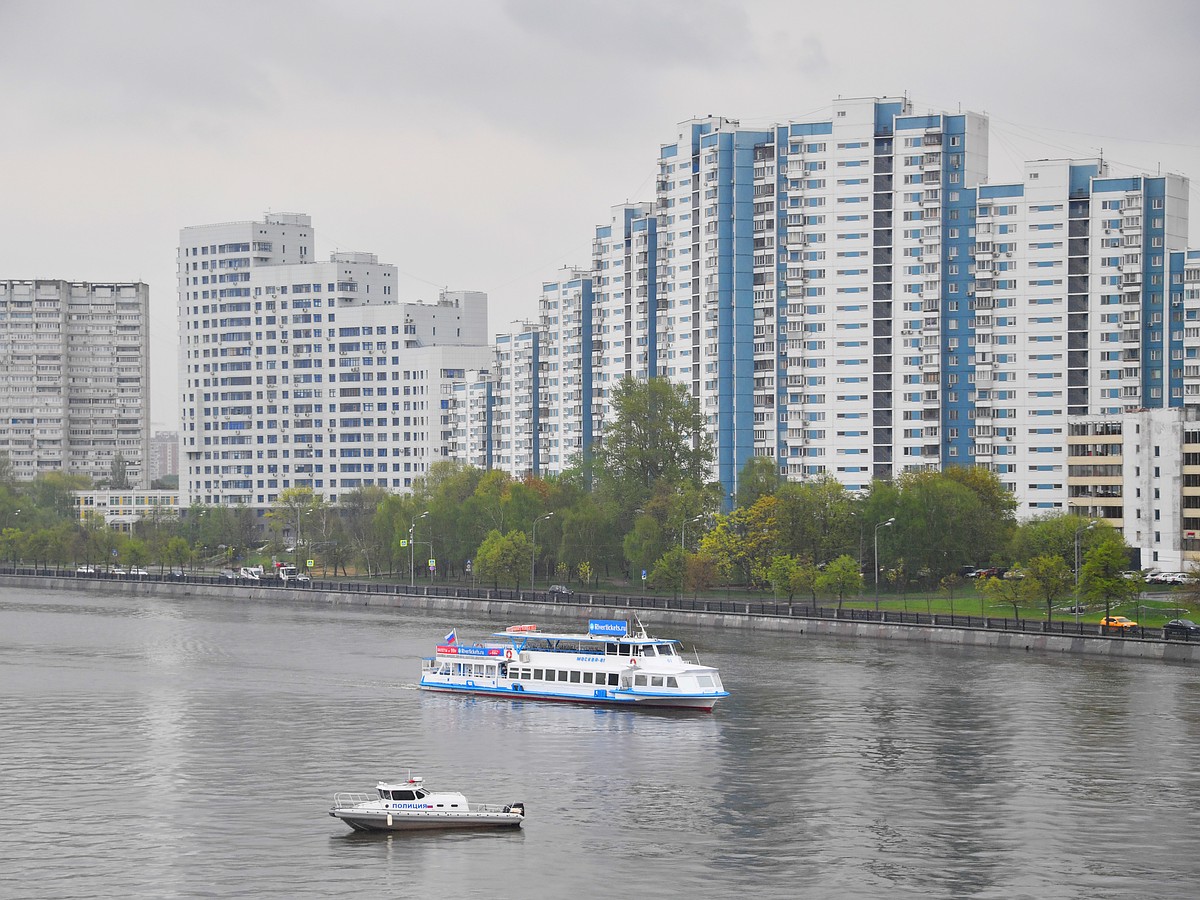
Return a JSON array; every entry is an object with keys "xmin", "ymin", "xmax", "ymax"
[
  {"xmin": 129, "ymin": 567, "xmax": 149, "ymax": 577},
  {"xmin": 109, "ymin": 566, "xmax": 127, "ymax": 576}
]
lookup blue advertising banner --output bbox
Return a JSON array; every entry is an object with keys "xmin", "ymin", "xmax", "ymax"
[{"xmin": 588, "ymin": 619, "xmax": 628, "ymax": 637}]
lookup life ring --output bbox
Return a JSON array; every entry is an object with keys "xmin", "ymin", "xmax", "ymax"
[
  {"xmin": 504, "ymin": 648, "xmax": 513, "ymax": 660},
  {"xmin": 629, "ymin": 658, "xmax": 637, "ymax": 666}
]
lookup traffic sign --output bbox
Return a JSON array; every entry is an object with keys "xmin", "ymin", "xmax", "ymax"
[
  {"xmin": 428, "ymin": 559, "xmax": 436, "ymax": 569},
  {"xmin": 399, "ymin": 539, "xmax": 408, "ymax": 547},
  {"xmin": 306, "ymin": 559, "xmax": 314, "ymax": 568}
]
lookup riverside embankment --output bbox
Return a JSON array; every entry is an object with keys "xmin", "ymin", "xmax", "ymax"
[{"xmin": 5, "ymin": 572, "xmax": 1197, "ymax": 664}]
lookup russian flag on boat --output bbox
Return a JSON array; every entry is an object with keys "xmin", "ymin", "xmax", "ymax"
[{"xmin": 444, "ymin": 628, "xmax": 457, "ymax": 644}]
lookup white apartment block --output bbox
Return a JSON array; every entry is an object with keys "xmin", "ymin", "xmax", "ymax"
[
  {"xmin": 450, "ymin": 97, "xmax": 1200, "ymax": 528},
  {"xmin": 0, "ymin": 279, "xmax": 150, "ymax": 485},
  {"xmin": 178, "ymin": 213, "xmax": 490, "ymax": 511}
]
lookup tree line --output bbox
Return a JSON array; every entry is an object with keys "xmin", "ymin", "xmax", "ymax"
[{"xmin": 0, "ymin": 379, "xmax": 1148, "ymax": 614}]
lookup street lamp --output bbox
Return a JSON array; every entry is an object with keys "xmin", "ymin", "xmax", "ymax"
[
  {"xmin": 532, "ymin": 512, "xmax": 554, "ymax": 589},
  {"xmin": 1074, "ymin": 519, "xmax": 1097, "ymax": 623},
  {"xmin": 874, "ymin": 517, "xmax": 895, "ymax": 612},
  {"xmin": 410, "ymin": 511, "xmax": 428, "ymax": 588},
  {"xmin": 682, "ymin": 514, "xmax": 704, "ymax": 550}
]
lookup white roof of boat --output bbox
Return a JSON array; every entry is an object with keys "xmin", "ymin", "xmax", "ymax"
[{"xmin": 488, "ymin": 628, "xmax": 677, "ymax": 644}]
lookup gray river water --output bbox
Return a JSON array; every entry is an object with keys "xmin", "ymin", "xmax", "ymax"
[{"xmin": 1, "ymin": 587, "xmax": 1198, "ymax": 899}]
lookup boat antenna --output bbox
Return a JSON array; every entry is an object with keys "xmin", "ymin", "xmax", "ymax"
[
  {"xmin": 693, "ymin": 644, "xmax": 702, "ymax": 665},
  {"xmin": 632, "ymin": 612, "xmax": 647, "ymax": 638}
]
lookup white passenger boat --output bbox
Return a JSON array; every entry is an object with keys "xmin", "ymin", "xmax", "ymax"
[
  {"xmin": 419, "ymin": 619, "xmax": 729, "ymax": 711},
  {"xmin": 329, "ymin": 776, "xmax": 525, "ymax": 832}
]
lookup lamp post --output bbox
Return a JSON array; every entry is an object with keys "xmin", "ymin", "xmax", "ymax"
[
  {"xmin": 410, "ymin": 510, "xmax": 428, "ymax": 588},
  {"xmin": 1074, "ymin": 519, "xmax": 1097, "ymax": 623},
  {"xmin": 874, "ymin": 517, "xmax": 895, "ymax": 612},
  {"xmin": 682, "ymin": 514, "xmax": 704, "ymax": 550},
  {"xmin": 532, "ymin": 512, "xmax": 554, "ymax": 589}
]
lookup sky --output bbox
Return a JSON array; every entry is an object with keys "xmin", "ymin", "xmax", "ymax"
[{"xmin": 3, "ymin": 0, "xmax": 1199, "ymax": 431}]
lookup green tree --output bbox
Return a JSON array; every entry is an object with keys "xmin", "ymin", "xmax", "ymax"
[
  {"xmin": 623, "ymin": 512, "xmax": 665, "ymax": 582},
  {"xmin": 109, "ymin": 452, "xmax": 131, "ymax": 490},
  {"xmin": 648, "ymin": 547, "xmax": 687, "ymax": 596},
  {"xmin": 266, "ymin": 487, "xmax": 323, "ymax": 554},
  {"xmin": 474, "ymin": 529, "xmax": 532, "ymax": 590},
  {"xmin": 1024, "ymin": 554, "xmax": 1074, "ymax": 622},
  {"xmin": 1079, "ymin": 540, "xmax": 1139, "ymax": 622},
  {"xmin": 815, "ymin": 554, "xmax": 864, "ymax": 609},
  {"xmin": 981, "ymin": 574, "xmax": 1030, "ymax": 620},
  {"xmin": 576, "ymin": 560, "xmax": 594, "ymax": 589},
  {"xmin": 736, "ymin": 455, "xmax": 782, "ymax": 509},
  {"xmin": 593, "ymin": 377, "xmax": 714, "ymax": 516},
  {"xmin": 0, "ymin": 527, "xmax": 21, "ymax": 565}
]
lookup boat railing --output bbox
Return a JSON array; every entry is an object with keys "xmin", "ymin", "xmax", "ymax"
[
  {"xmin": 470, "ymin": 803, "xmax": 512, "ymax": 814},
  {"xmin": 333, "ymin": 792, "xmax": 374, "ymax": 808}
]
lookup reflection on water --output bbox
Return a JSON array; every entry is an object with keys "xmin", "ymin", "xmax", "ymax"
[{"xmin": 1, "ymin": 588, "xmax": 1199, "ymax": 898}]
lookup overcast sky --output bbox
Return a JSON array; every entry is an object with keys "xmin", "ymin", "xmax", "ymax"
[{"xmin": 3, "ymin": 0, "xmax": 1199, "ymax": 430}]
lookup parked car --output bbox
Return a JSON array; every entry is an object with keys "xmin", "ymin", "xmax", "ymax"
[
  {"xmin": 548, "ymin": 584, "xmax": 574, "ymax": 599},
  {"xmin": 109, "ymin": 566, "xmax": 127, "ymax": 576},
  {"xmin": 1164, "ymin": 619, "xmax": 1200, "ymax": 639},
  {"xmin": 219, "ymin": 568, "xmax": 237, "ymax": 581},
  {"xmin": 168, "ymin": 567, "xmax": 186, "ymax": 580},
  {"xmin": 128, "ymin": 567, "xmax": 149, "ymax": 577},
  {"xmin": 238, "ymin": 567, "xmax": 261, "ymax": 581},
  {"xmin": 75, "ymin": 565, "xmax": 96, "ymax": 575},
  {"xmin": 1100, "ymin": 615, "xmax": 1138, "ymax": 630}
]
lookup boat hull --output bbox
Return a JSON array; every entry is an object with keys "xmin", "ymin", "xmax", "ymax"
[
  {"xmin": 330, "ymin": 809, "xmax": 523, "ymax": 832},
  {"xmin": 419, "ymin": 681, "xmax": 723, "ymax": 711}
]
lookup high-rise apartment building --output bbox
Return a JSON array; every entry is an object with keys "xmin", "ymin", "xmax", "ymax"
[
  {"xmin": 451, "ymin": 96, "xmax": 1197, "ymax": 549},
  {"xmin": 0, "ymin": 279, "xmax": 150, "ymax": 485},
  {"xmin": 178, "ymin": 213, "xmax": 490, "ymax": 511},
  {"xmin": 148, "ymin": 429, "xmax": 179, "ymax": 483}
]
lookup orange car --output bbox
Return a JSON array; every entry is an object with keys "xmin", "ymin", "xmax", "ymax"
[{"xmin": 1100, "ymin": 615, "xmax": 1138, "ymax": 630}]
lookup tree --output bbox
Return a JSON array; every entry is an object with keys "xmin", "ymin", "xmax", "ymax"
[
  {"xmin": 473, "ymin": 529, "xmax": 532, "ymax": 590},
  {"xmin": 815, "ymin": 554, "xmax": 864, "ymax": 610},
  {"xmin": 267, "ymin": 487, "xmax": 323, "ymax": 552},
  {"xmin": 1023, "ymin": 554, "xmax": 1073, "ymax": 622},
  {"xmin": 109, "ymin": 452, "xmax": 131, "ymax": 490},
  {"xmin": 736, "ymin": 455, "xmax": 782, "ymax": 509},
  {"xmin": 648, "ymin": 547, "xmax": 687, "ymax": 596},
  {"xmin": 1079, "ymin": 540, "xmax": 1139, "ymax": 622},
  {"xmin": 765, "ymin": 554, "xmax": 818, "ymax": 603},
  {"xmin": 623, "ymin": 513, "xmax": 665, "ymax": 582},
  {"xmin": 683, "ymin": 553, "xmax": 718, "ymax": 597},
  {"xmin": 593, "ymin": 377, "xmax": 714, "ymax": 516},
  {"xmin": 981, "ymin": 574, "xmax": 1030, "ymax": 621}
]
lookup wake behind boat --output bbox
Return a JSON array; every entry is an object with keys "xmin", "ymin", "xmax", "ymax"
[
  {"xmin": 419, "ymin": 619, "xmax": 728, "ymax": 711},
  {"xmin": 329, "ymin": 776, "xmax": 525, "ymax": 832}
]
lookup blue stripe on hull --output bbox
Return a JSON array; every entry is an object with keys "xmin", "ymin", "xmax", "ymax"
[{"xmin": 418, "ymin": 681, "xmax": 722, "ymax": 711}]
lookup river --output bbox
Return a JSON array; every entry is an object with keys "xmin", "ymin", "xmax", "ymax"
[{"xmin": 1, "ymin": 587, "xmax": 1198, "ymax": 898}]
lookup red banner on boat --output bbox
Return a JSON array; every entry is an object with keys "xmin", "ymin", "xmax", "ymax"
[{"xmin": 436, "ymin": 645, "xmax": 503, "ymax": 657}]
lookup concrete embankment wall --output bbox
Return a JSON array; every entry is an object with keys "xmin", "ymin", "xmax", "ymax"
[{"xmin": 7, "ymin": 575, "xmax": 1198, "ymax": 664}]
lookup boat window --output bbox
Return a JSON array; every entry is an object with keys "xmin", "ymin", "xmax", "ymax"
[
  {"xmin": 642, "ymin": 645, "xmax": 657, "ymax": 657},
  {"xmin": 569, "ymin": 671, "xmax": 581, "ymax": 683},
  {"xmin": 606, "ymin": 642, "xmax": 618, "ymax": 655},
  {"xmin": 666, "ymin": 676, "xmax": 678, "ymax": 688},
  {"xmin": 533, "ymin": 668, "xmax": 543, "ymax": 680},
  {"xmin": 658, "ymin": 644, "xmax": 677, "ymax": 657},
  {"xmin": 617, "ymin": 643, "xmax": 630, "ymax": 657},
  {"xmin": 396, "ymin": 790, "xmax": 416, "ymax": 801},
  {"xmin": 379, "ymin": 790, "xmax": 392, "ymax": 800},
  {"xmin": 608, "ymin": 673, "xmax": 619, "ymax": 686},
  {"xmin": 697, "ymin": 675, "xmax": 714, "ymax": 689},
  {"xmin": 520, "ymin": 670, "xmax": 531, "ymax": 680},
  {"xmin": 651, "ymin": 676, "xmax": 664, "ymax": 687},
  {"xmin": 582, "ymin": 672, "xmax": 593, "ymax": 684},
  {"xmin": 634, "ymin": 674, "xmax": 647, "ymax": 686},
  {"xmin": 415, "ymin": 789, "xmax": 428, "ymax": 798},
  {"xmin": 558, "ymin": 670, "xmax": 569, "ymax": 682}
]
